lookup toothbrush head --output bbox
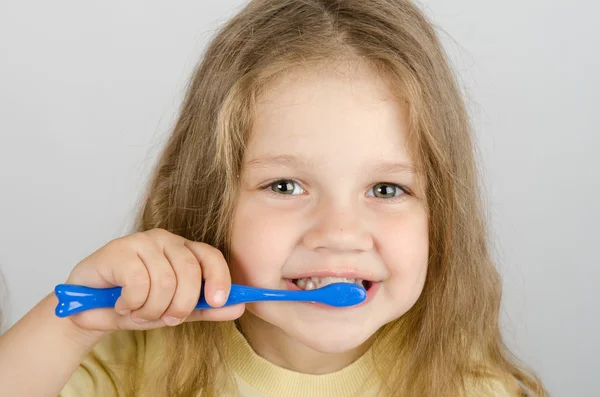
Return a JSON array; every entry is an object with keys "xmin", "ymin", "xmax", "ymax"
[{"xmin": 315, "ymin": 282, "xmax": 367, "ymax": 307}]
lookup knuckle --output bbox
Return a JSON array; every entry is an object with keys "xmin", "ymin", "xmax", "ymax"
[
  {"xmin": 189, "ymin": 266, "xmax": 202, "ymax": 282},
  {"xmin": 204, "ymin": 245, "xmax": 225, "ymax": 264},
  {"xmin": 165, "ymin": 305, "xmax": 192, "ymax": 319},
  {"xmin": 126, "ymin": 232, "xmax": 154, "ymax": 248},
  {"xmin": 147, "ymin": 228, "xmax": 170, "ymax": 240},
  {"xmin": 128, "ymin": 268, "xmax": 150, "ymax": 288},
  {"xmin": 157, "ymin": 272, "xmax": 177, "ymax": 291},
  {"xmin": 106, "ymin": 237, "xmax": 130, "ymax": 253},
  {"xmin": 210, "ymin": 246, "xmax": 225, "ymax": 259},
  {"xmin": 131, "ymin": 231, "xmax": 150, "ymax": 241},
  {"xmin": 182, "ymin": 257, "xmax": 201, "ymax": 278},
  {"xmin": 127, "ymin": 294, "xmax": 147, "ymax": 309}
]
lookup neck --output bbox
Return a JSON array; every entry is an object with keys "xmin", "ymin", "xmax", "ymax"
[{"xmin": 237, "ymin": 312, "xmax": 373, "ymax": 375}]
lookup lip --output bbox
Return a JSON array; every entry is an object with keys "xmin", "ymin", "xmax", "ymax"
[
  {"xmin": 286, "ymin": 269, "xmax": 377, "ymax": 281},
  {"xmin": 284, "ymin": 278, "xmax": 380, "ymax": 309}
]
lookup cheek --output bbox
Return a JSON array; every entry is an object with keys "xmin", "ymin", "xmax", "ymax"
[
  {"xmin": 229, "ymin": 197, "xmax": 299, "ymax": 286},
  {"xmin": 378, "ymin": 208, "xmax": 429, "ymax": 283}
]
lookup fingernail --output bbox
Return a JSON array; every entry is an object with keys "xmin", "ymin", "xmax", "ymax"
[
  {"xmin": 163, "ymin": 316, "xmax": 182, "ymax": 326},
  {"xmin": 132, "ymin": 316, "xmax": 148, "ymax": 324},
  {"xmin": 213, "ymin": 290, "xmax": 226, "ymax": 305},
  {"xmin": 118, "ymin": 309, "xmax": 130, "ymax": 315}
]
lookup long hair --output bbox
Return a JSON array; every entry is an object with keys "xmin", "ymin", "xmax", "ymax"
[{"xmin": 132, "ymin": 1, "xmax": 547, "ymax": 395}]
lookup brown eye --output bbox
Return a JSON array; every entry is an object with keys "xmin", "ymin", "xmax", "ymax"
[
  {"xmin": 369, "ymin": 183, "xmax": 404, "ymax": 199},
  {"xmin": 270, "ymin": 180, "xmax": 304, "ymax": 195}
]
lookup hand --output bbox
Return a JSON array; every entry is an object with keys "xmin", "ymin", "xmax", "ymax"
[{"xmin": 63, "ymin": 228, "xmax": 244, "ymax": 333}]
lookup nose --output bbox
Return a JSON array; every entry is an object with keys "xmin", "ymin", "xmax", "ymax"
[{"xmin": 302, "ymin": 201, "xmax": 373, "ymax": 253}]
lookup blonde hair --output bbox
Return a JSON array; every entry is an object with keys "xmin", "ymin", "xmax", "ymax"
[{"xmin": 132, "ymin": 0, "xmax": 547, "ymax": 396}]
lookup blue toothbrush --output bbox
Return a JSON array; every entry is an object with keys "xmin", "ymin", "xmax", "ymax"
[{"xmin": 54, "ymin": 282, "xmax": 367, "ymax": 317}]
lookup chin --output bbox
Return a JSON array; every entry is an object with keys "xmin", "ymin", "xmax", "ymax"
[
  {"xmin": 296, "ymin": 331, "xmax": 373, "ymax": 354},
  {"xmin": 279, "ymin": 314, "xmax": 379, "ymax": 354}
]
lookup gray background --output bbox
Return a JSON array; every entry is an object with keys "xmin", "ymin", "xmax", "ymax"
[{"xmin": 0, "ymin": 1, "xmax": 598, "ymax": 395}]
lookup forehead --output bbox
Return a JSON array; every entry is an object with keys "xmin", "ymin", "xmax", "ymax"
[{"xmin": 247, "ymin": 61, "xmax": 412, "ymax": 165}]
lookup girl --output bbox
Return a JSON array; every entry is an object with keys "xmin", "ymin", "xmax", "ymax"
[{"xmin": 0, "ymin": 0, "xmax": 548, "ymax": 396}]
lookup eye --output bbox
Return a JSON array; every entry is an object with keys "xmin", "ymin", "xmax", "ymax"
[
  {"xmin": 268, "ymin": 179, "xmax": 305, "ymax": 195},
  {"xmin": 366, "ymin": 183, "xmax": 406, "ymax": 199}
]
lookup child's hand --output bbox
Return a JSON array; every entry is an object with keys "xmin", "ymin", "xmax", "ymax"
[{"xmin": 64, "ymin": 228, "xmax": 244, "ymax": 332}]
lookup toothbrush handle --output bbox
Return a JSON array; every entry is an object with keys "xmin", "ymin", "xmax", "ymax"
[
  {"xmin": 54, "ymin": 284, "xmax": 315, "ymax": 317},
  {"xmin": 195, "ymin": 285, "xmax": 314, "ymax": 309},
  {"xmin": 54, "ymin": 284, "xmax": 122, "ymax": 317}
]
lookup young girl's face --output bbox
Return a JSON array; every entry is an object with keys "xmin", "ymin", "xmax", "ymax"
[{"xmin": 230, "ymin": 61, "xmax": 429, "ymax": 354}]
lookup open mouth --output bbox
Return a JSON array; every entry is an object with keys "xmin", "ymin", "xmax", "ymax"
[{"xmin": 289, "ymin": 277, "xmax": 374, "ymax": 291}]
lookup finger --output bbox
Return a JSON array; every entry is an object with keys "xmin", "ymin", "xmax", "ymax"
[
  {"xmin": 112, "ymin": 261, "xmax": 150, "ymax": 315},
  {"xmin": 184, "ymin": 304, "xmax": 245, "ymax": 322},
  {"xmin": 70, "ymin": 308, "xmax": 164, "ymax": 331},
  {"xmin": 184, "ymin": 242, "xmax": 231, "ymax": 308},
  {"xmin": 129, "ymin": 236, "xmax": 177, "ymax": 323},
  {"xmin": 160, "ymin": 243, "xmax": 203, "ymax": 326},
  {"xmin": 90, "ymin": 241, "xmax": 151, "ymax": 316}
]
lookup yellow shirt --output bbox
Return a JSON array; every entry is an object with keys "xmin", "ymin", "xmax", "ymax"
[{"xmin": 60, "ymin": 324, "xmax": 514, "ymax": 397}]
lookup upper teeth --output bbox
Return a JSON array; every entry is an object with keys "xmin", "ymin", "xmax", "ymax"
[{"xmin": 294, "ymin": 277, "xmax": 364, "ymax": 290}]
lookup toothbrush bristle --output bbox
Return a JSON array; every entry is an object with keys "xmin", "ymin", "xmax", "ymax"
[{"xmin": 323, "ymin": 282, "xmax": 366, "ymax": 307}]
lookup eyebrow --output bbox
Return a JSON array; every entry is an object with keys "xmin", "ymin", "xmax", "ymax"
[
  {"xmin": 372, "ymin": 161, "xmax": 417, "ymax": 175},
  {"xmin": 244, "ymin": 154, "xmax": 416, "ymax": 174},
  {"xmin": 244, "ymin": 154, "xmax": 316, "ymax": 169}
]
